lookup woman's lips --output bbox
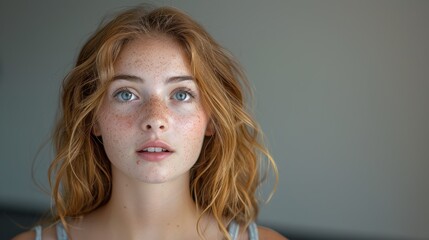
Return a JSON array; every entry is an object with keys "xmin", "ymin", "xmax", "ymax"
[
  {"xmin": 142, "ymin": 147, "xmax": 168, "ymax": 152},
  {"xmin": 136, "ymin": 150, "xmax": 172, "ymax": 162},
  {"xmin": 136, "ymin": 140, "xmax": 174, "ymax": 162}
]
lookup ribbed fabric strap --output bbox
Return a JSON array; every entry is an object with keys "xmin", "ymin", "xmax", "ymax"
[
  {"xmin": 227, "ymin": 221, "xmax": 259, "ymax": 240},
  {"xmin": 228, "ymin": 221, "xmax": 240, "ymax": 239},
  {"xmin": 248, "ymin": 222, "xmax": 259, "ymax": 240},
  {"xmin": 56, "ymin": 222, "xmax": 68, "ymax": 240},
  {"xmin": 33, "ymin": 225, "xmax": 42, "ymax": 240}
]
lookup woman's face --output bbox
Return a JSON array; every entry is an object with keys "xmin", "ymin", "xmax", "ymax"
[{"xmin": 94, "ymin": 35, "xmax": 212, "ymax": 184}]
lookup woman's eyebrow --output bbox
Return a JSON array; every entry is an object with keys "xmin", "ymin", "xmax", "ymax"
[
  {"xmin": 111, "ymin": 74, "xmax": 194, "ymax": 83},
  {"xmin": 165, "ymin": 75, "xmax": 195, "ymax": 84},
  {"xmin": 112, "ymin": 74, "xmax": 142, "ymax": 82}
]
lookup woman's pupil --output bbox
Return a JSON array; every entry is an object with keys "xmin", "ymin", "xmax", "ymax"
[
  {"xmin": 177, "ymin": 92, "xmax": 186, "ymax": 100},
  {"xmin": 122, "ymin": 91, "xmax": 131, "ymax": 100}
]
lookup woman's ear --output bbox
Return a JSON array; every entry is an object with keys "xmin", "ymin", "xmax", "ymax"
[
  {"xmin": 205, "ymin": 120, "xmax": 215, "ymax": 136},
  {"xmin": 92, "ymin": 122, "xmax": 101, "ymax": 136}
]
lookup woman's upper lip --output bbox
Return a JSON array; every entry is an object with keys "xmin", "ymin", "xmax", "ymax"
[{"xmin": 138, "ymin": 140, "xmax": 174, "ymax": 152}]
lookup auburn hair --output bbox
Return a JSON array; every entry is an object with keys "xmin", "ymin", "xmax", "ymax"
[{"xmin": 49, "ymin": 5, "xmax": 278, "ymax": 239}]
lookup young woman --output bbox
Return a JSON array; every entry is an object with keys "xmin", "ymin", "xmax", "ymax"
[{"xmin": 14, "ymin": 5, "xmax": 286, "ymax": 240}]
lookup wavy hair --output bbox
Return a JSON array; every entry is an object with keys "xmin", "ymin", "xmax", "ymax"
[{"xmin": 49, "ymin": 5, "xmax": 278, "ymax": 239}]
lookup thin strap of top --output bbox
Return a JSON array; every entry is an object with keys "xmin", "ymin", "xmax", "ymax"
[
  {"xmin": 228, "ymin": 220, "xmax": 259, "ymax": 240},
  {"xmin": 35, "ymin": 220, "xmax": 258, "ymax": 240},
  {"xmin": 33, "ymin": 225, "xmax": 42, "ymax": 240},
  {"xmin": 33, "ymin": 223, "xmax": 68, "ymax": 240},
  {"xmin": 56, "ymin": 222, "xmax": 68, "ymax": 240}
]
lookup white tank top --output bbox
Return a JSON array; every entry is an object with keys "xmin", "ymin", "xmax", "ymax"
[{"xmin": 33, "ymin": 220, "xmax": 259, "ymax": 240}]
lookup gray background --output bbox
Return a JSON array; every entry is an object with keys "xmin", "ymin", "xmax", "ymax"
[{"xmin": 1, "ymin": 0, "xmax": 428, "ymax": 239}]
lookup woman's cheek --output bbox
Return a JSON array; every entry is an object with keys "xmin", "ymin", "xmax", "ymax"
[
  {"xmin": 98, "ymin": 110, "xmax": 135, "ymax": 149},
  {"xmin": 173, "ymin": 105, "xmax": 207, "ymax": 133},
  {"xmin": 108, "ymin": 106, "xmax": 138, "ymax": 129},
  {"xmin": 120, "ymin": 113, "xmax": 136, "ymax": 129}
]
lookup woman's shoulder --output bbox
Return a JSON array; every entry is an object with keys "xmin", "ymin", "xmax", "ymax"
[
  {"xmin": 11, "ymin": 225, "xmax": 57, "ymax": 240},
  {"xmin": 257, "ymin": 225, "xmax": 288, "ymax": 240},
  {"xmin": 11, "ymin": 230, "xmax": 35, "ymax": 240}
]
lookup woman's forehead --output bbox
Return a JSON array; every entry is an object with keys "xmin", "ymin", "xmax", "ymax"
[{"xmin": 104, "ymin": 35, "xmax": 192, "ymax": 82}]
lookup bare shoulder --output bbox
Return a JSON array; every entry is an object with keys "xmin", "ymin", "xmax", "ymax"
[
  {"xmin": 11, "ymin": 230, "xmax": 35, "ymax": 240},
  {"xmin": 11, "ymin": 225, "xmax": 57, "ymax": 240},
  {"xmin": 258, "ymin": 226, "xmax": 288, "ymax": 240}
]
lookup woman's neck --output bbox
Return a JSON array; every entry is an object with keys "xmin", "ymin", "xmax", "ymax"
[
  {"xmin": 108, "ymin": 172, "xmax": 198, "ymax": 226},
  {"xmin": 74, "ymin": 171, "xmax": 214, "ymax": 240}
]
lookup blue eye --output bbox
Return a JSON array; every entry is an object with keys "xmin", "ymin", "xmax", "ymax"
[
  {"xmin": 173, "ymin": 90, "xmax": 190, "ymax": 101},
  {"xmin": 115, "ymin": 90, "xmax": 137, "ymax": 102}
]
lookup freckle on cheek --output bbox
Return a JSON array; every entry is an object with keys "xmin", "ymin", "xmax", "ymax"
[{"xmin": 126, "ymin": 118, "xmax": 133, "ymax": 128}]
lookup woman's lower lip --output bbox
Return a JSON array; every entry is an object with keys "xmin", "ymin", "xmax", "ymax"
[{"xmin": 136, "ymin": 151, "xmax": 172, "ymax": 162}]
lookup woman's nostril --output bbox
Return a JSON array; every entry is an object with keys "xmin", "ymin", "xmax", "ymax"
[{"xmin": 143, "ymin": 123, "xmax": 167, "ymax": 131}]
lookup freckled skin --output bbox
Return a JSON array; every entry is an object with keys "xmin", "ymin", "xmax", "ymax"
[{"xmin": 95, "ymin": 35, "xmax": 211, "ymax": 184}]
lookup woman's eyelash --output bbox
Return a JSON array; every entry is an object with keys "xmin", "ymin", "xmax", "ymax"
[
  {"xmin": 111, "ymin": 87, "xmax": 197, "ymax": 102},
  {"xmin": 172, "ymin": 88, "xmax": 196, "ymax": 101},
  {"xmin": 113, "ymin": 88, "xmax": 138, "ymax": 102}
]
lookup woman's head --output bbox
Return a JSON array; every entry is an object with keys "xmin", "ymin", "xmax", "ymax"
[
  {"xmin": 50, "ymin": 5, "xmax": 276, "ymax": 236},
  {"xmin": 93, "ymin": 34, "xmax": 213, "ymax": 185}
]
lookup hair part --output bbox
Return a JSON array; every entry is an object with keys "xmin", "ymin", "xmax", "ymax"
[{"xmin": 49, "ymin": 5, "xmax": 278, "ymax": 239}]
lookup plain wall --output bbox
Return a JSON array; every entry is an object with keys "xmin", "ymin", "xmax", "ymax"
[{"xmin": 1, "ymin": 0, "xmax": 428, "ymax": 239}]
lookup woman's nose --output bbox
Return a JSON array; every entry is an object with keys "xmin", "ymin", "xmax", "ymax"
[
  {"xmin": 144, "ymin": 122, "xmax": 166, "ymax": 131},
  {"xmin": 140, "ymin": 97, "xmax": 169, "ymax": 132}
]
